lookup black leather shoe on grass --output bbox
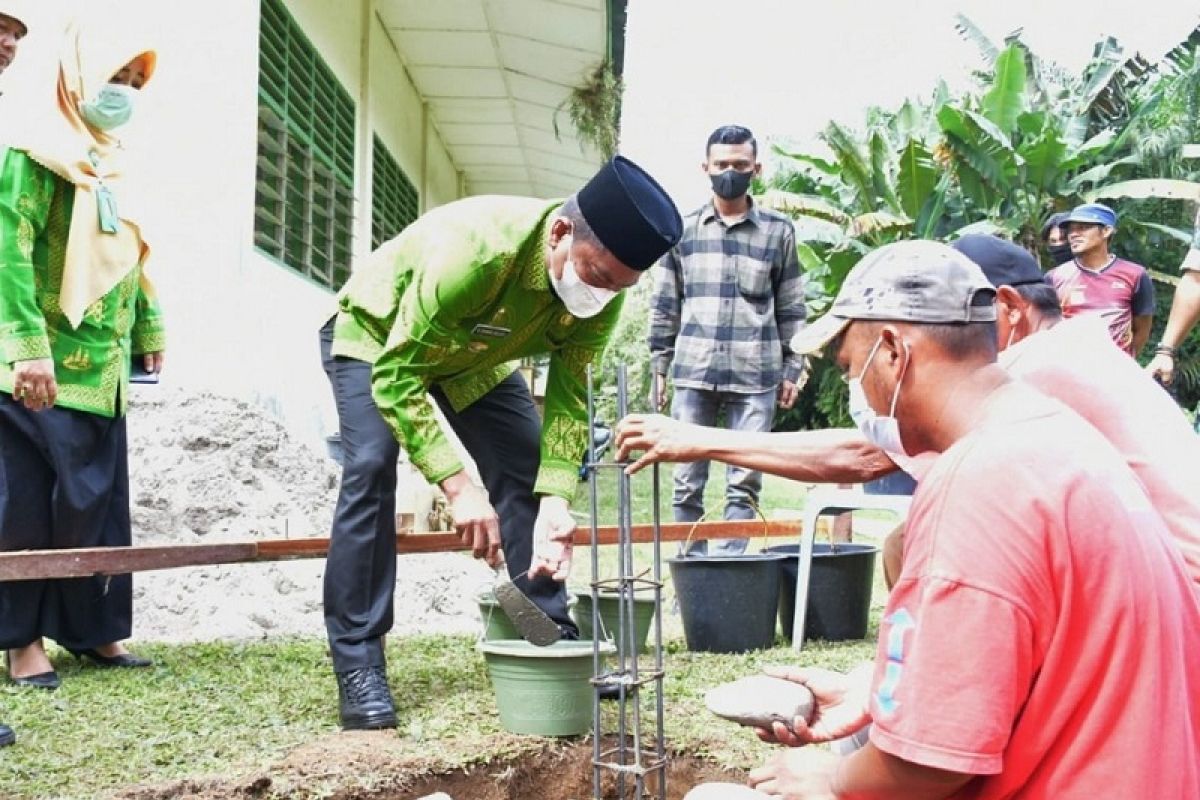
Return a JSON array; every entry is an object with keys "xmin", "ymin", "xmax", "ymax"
[
  {"xmin": 336, "ymin": 666, "xmax": 397, "ymax": 730},
  {"xmin": 0, "ymin": 723, "xmax": 14, "ymax": 747},
  {"xmin": 68, "ymin": 648, "xmax": 153, "ymax": 668},
  {"xmin": 12, "ymin": 671, "xmax": 59, "ymax": 690},
  {"xmin": 597, "ymin": 682, "xmax": 621, "ymax": 702}
]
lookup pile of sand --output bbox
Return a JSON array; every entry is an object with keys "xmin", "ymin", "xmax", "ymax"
[{"xmin": 125, "ymin": 389, "xmax": 493, "ymax": 643}]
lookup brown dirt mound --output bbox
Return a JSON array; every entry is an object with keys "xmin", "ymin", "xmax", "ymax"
[{"xmin": 107, "ymin": 733, "xmax": 744, "ymax": 800}]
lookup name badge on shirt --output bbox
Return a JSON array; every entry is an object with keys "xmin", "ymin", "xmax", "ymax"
[
  {"xmin": 96, "ymin": 184, "xmax": 120, "ymax": 234},
  {"xmin": 471, "ymin": 324, "xmax": 511, "ymax": 339}
]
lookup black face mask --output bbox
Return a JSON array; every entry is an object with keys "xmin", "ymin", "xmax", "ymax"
[
  {"xmin": 710, "ymin": 168, "xmax": 753, "ymax": 200},
  {"xmin": 1047, "ymin": 243, "xmax": 1073, "ymax": 265}
]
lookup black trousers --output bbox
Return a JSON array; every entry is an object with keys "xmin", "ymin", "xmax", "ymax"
[
  {"xmin": 0, "ymin": 395, "xmax": 133, "ymax": 650},
  {"xmin": 320, "ymin": 320, "xmax": 575, "ymax": 672}
]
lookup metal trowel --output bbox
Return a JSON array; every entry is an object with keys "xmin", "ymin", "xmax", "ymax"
[{"xmin": 493, "ymin": 555, "xmax": 562, "ymax": 647}]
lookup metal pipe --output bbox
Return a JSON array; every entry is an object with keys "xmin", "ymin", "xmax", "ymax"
[
  {"xmin": 651, "ymin": 381, "xmax": 667, "ymax": 800},
  {"xmin": 615, "ymin": 366, "xmax": 630, "ymax": 797},
  {"xmin": 587, "ymin": 365, "xmax": 602, "ymax": 800}
]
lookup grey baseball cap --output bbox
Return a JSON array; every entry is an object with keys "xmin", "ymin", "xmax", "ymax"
[{"xmin": 791, "ymin": 240, "xmax": 997, "ymax": 356}]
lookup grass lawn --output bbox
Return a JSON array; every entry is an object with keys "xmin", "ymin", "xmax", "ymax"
[{"xmin": 1, "ymin": 471, "xmax": 898, "ymax": 800}]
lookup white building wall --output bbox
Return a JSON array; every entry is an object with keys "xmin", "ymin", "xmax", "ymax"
[{"xmin": 115, "ymin": 0, "xmax": 461, "ymax": 448}]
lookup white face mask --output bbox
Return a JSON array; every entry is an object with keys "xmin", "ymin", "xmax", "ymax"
[
  {"xmin": 550, "ymin": 236, "xmax": 617, "ymax": 319},
  {"xmin": 847, "ymin": 335, "xmax": 910, "ymax": 456},
  {"xmin": 80, "ymin": 82, "xmax": 137, "ymax": 130}
]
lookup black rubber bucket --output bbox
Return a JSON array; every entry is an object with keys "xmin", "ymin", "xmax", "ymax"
[
  {"xmin": 667, "ymin": 553, "xmax": 786, "ymax": 653},
  {"xmin": 768, "ymin": 543, "xmax": 878, "ymax": 642}
]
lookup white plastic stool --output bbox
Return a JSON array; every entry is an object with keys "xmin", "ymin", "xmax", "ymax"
[{"xmin": 792, "ymin": 488, "xmax": 911, "ymax": 652}]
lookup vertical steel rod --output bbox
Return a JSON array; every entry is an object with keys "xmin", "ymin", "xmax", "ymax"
[
  {"xmin": 587, "ymin": 366, "xmax": 603, "ymax": 800},
  {"xmin": 651, "ymin": 384, "xmax": 667, "ymax": 800},
  {"xmin": 615, "ymin": 366, "xmax": 631, "ymax": 798},
  {"xmin": 590, "ymin": 362, "xmax": 668, "ymax": 799},
  {"xmin": 618, "ymin": 366, "xmax": 645, "ymax": 798}
]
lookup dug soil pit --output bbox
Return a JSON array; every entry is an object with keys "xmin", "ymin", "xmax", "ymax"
[
  {"xmin": 111, "ymin": 734, "xmax": 744, "ymax": 800},
  {"xmin": 397, "ymin": 740, "xmax": 741, "ymax": 800}
]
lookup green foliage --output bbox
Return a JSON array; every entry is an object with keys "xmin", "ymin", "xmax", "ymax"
[
  {"xmin": 594, "ymin": 279, "xmax": 655, "ymax": 423},
  {"xmin": 554, "ymin": 61, "xmax": 623, "ymax": 159},
  {"xmin": 981, "ymin": 44, "xmax": 1028, "ymax": 133},
  {"xmin": 761, "ymin": 16, "xmax": 1200, "ymax": 426}
]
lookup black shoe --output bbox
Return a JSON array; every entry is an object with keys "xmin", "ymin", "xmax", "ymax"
[
  {"xmin": 67, "ymin": 648, "xmax": 153, "ymax": 669},
  {"xmin": 597, "ymin": 682, "xmax": 621, "ymax": 702},
  {"xmin": 0, "ymin": 724, "xmax": 13, "ymax": 747},
  {"xmin": 336, "ymin": 666, "xmax": 397, "ymax": 730},
  {"xmin": 12, "ymin": 671, "xmax": 59, "ymax": 690}
]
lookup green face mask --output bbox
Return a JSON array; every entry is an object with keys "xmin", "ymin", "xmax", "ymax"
[{"xmin": 80, "ymin": 83, "xmax": 136, "ymax": 130}]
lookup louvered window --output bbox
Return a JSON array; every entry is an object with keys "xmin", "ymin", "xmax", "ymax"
[
  {"xmin": 255, "ymin": 0, "xmax": 356, "ymax": 290},
  {"xmin": 371, "ymin": 136, "xmax": 420, "ymax": 250}
]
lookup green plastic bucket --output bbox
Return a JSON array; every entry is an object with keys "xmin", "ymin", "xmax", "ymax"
[
  {"xmin": 476, "ymin": 590, "xmax": 522, "ymax": 641},
  {"xmin": 477, "ymin": 640, "xmax": 614, "ymax": 736},
  {"xmin": 574, "ymin": 590, "xmax": 656, "ymax": 654},
  {"xmin": 476, "ymin": 590, "xmax": 576, "ymax": 641}
]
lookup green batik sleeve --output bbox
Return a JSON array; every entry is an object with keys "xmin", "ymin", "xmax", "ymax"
[
  {"xmin": 131, "ymin": 280, "xmax": 167, "ymax": 354},
  {"xmin": 535, "ymin": 293, "xmax": 625, "ymax": 501},
  {"xmin": 370, "ymin": 241, "xmax": 510, "ymax": 485},
  {"xmin": 0, "ymin": 149, "xmax": 53, "ymax": 364}
]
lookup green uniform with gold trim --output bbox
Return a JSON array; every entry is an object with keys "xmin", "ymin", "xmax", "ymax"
[
  {"xmin": 0, "ymin": 148, "xmax": 165, "ymax": 414},
  {"xmin": 0, "ymin": 147, "xmax": 165, "ymax": 654},
  {"xmin": 332, "ymin": 194, "xmax": 621, "ymax": 501}
]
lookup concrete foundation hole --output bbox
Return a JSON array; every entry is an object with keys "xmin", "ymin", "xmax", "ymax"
[{"xmin": 393, "ymin": 741, "xmax": 740, "ymax": 800}]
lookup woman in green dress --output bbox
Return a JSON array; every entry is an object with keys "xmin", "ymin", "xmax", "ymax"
[{"xmin": 0, "ymin": 12, "xmax": 164, "ymax": 689}]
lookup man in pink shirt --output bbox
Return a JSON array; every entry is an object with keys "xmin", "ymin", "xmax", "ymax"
[
  {"xmin": 683, "ymin": 241, "xmax": 1200, "ymax": 799},
  {"xmin": 1046, "ymin": 202, "xmax": 1155, "ymax": 356},
  {"xmin": 958, "ymin": 234, "xmax": 1200, "ymax": 586},
  {"xmin": 617, "ymin": 235, "xmax": 1200, "ymax": 591}
]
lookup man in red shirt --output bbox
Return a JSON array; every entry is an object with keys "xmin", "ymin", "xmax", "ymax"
[
  {"xmin": 1046, "ymin": 202, "xmax": 1154, "ymax": 356},
  {"xmin": 685, "ymin": 241, "xmax": 1200, "ymax": 799}
]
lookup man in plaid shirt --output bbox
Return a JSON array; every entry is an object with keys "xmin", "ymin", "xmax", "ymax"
[{"xmin": 649, "ymin": 125, "xmax": 807, "ymax": 553}]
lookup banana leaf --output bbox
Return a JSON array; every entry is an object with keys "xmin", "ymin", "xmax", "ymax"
[
  {"xmin": 1087, "ymin": 179, "xmax": 1200, "ymax": 202},
  {"xmin": 1016, "ymin": 110, "xmax": 1047, "ymax": 137},
  {"xmin": 937, "ymin": 106, "xmax": 1021, "ymax": 188},
  {"xmin": 948, "ymin": 219, "xmax": 1008, "ymax": 239},
  {"xmin": 1078, "ymin": 36, "xmax": 1127, "ymax": 111},
  {"xmin": 821, "ymin": 121, "xmax": 876, "ymax": 208},
  {"xmin": 896, "ymin": 139, "xmax": 939, "ymax": 220},
  {"xmin": 771, "ymin": 144, "xmax": 839, "ymax": 176},
  {"xmin": 954, "ymin": 13, "xmax": 999, "ymax": 65},
  {"xmin": 1020, "ymin": 129, "xmax": 1068, "ymax": 193},
  {"xmin": 982, "ymin": 43, "xmax": 1028, "ymax": 134},
  {"xmin": 870, "ymin": 131, "xmax": 903, "ymax": 214},
  {"xmin": 1124, "ymin": 219, "xmax": 1195, "ymax": 245},
  {"xmin": 891, "ymin": 100, "xmax": 926, "ymax": 142},
  {"xmin": 1148, "ymin": 269, "xmax": 1181, "ymax": 286},
  {"xmin": 850, "ymin": 211, "xmax": 912, "ymax": 237},
  {"xmin": 756, "ymin": 190, "xmax": 849, "ymax": 223},
  {"xmin": 794, "ymin": 241, "xmax": 825, "ymax": 273},
  {"xmin": 1065, "ymin": 155, "xmax": 1140, "ymax": 191},
  {"xmin": 915, "ymin": 173, "xmax": 954, "ymax": 240},
  {"xmin": 792, "ymin": 215, "xmax": 847, "ymax": 246}
]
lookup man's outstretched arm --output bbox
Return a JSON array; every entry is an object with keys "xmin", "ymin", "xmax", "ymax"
[{"xmin": 615, "ymin": 414, "xmax": 899, "ymax": 484}]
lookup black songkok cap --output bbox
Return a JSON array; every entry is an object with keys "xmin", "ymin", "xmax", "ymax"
[{"xmin": 576, "ymin": 156, "xmax": 683, "ymax": 271}]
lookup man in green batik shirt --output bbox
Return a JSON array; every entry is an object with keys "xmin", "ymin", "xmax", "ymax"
[{"xmin": 320, "ymin": 156, "xmax": 682, "ymax": 730}]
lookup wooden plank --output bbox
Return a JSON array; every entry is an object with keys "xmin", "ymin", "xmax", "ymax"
[
  {"xmin": 0, "ymin": 519, "xmax": 802, "ymax": 581},
  {"xmin": 0, "ymin": 543, "xmax": 260, "ymax": 582}
]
